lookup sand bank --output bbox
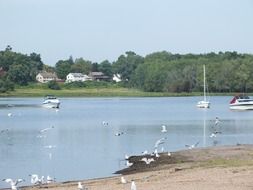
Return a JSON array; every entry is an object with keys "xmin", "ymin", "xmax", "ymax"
[{"xmin": 18, "ymin": 145, "xmax": 253, "ymax": 190}]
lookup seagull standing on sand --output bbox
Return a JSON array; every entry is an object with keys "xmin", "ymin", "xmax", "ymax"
[
  {"xmin": 46, "ymin": 175, "xmax": 55, "ymax": 184},
  {"xmin": 131, "ymin": 180, "xmax": 137, "ymax": 190},
  {"xmin": 126, "ymin": 160, "xmax": 133, "ymax": 167},
  {"xmin": 161, "ymin": 125, "xmax": 167, "ymax": 133},
  {"xmin": 141, "ymin": 157, "xmax": 155, "ymax": 164},
  {"xmin": 29, "ymin": 174, "xmax": 44, "ymax": 185},
  {"xmin": 2, "ymin": 178, "xmax": 25, "ymax": 190},
  {"xmin": 78, "ymin": 182, "xmax": 83, "ymax": 190},
  {"xmin": 121, "ymin": 176, "xmax": 127, "ymax": 184}
]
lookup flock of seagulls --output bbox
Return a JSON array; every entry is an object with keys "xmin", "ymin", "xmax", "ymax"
[{"xmin": 1, "ymin": 113, "xmax": 222, "ymax": 190}]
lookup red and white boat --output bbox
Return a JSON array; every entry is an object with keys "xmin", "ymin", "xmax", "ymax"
[{"xmin": 229, "ymin": 94, "xmax": 253, "ymax": 110}]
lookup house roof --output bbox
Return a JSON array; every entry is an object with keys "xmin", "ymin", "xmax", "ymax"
[
  {"xmin": 38, "ymin": 72, "xmax": 57, "ymax": 78},
  {"xmin": 89, "ymin": 72, "xmax": 104, "ymax": 76},
  {"xmin": 68, "ymin": 73, "xmax": 84, "ymax": 77}
]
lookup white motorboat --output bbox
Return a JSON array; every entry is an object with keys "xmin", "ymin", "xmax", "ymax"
[
  {"xmin": 42, "ymin": 95, "xmax": 60, "ymax": 108},
  {"xmin": 197, "ymin": 65, "xmax": 210, "ymax": 108},
  {"xmin": 229, "ymin": 94, "xmax": 253, "ymax": 110}
]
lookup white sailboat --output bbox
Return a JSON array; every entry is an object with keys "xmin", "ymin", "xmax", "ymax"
[{"xmin": 197, "ymin": 65, "xmax": 210, "ymax": 108}]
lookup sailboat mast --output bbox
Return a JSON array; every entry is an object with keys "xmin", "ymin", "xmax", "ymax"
[{"xmin": 203, "ymin": 65, "xmax": 206, "ymax": 102}]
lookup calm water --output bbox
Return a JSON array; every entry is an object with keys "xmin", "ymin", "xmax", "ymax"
[{"xmin": 1, "ymin": 96, "xmax": 253, "ymax": 188}]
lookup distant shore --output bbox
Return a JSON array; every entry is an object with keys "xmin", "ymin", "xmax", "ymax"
[
  {"xmin": 14, "ymin": 144, "xmax": 253, "ymax": 190},
  {"xmin": 0, "ymin": 86, "xmax": 242, "ymax": 97}
]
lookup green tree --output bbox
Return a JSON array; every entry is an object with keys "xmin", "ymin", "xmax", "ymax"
[
  {"xmin": 113, "ymin": 51, "xmax": 144, "ymax": 82},
  {"xmin": 71, "ymin": 58, "xmax": 92, "ymax": 74},
  {"xmin": 99, "ymin": 60, "xmax": 113, "ymax": 78},
  {"xmin": 55, "ymin": 60, "xmax": 72, "ymax": 79},
  {"xmin": 7, "ymin": 64, "xmax": 30, "ymax": 85}
]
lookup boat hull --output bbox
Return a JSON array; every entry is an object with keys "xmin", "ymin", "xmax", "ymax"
[
  {"xmin": 42, "ymin": 102, "xmax": 60, "ymax": 109},
  {"xmin": 229, "ymin": 104, "xmax": 253, "ymax": 110},
  {"xmin": 197, "ymin": 101, "xmax": 210, "ymax": 108}
]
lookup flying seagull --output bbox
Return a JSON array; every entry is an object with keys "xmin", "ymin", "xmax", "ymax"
[
  {"xmin": 2, "ymin": 178, "xmax": 25, "ymax": 190},
  {"xmin": 154, "ymin": 137, "xmax": 166, "ymax": 148},
  {"xmin": 40, "ymin": 126, "xmax": 54, "ymax": 133},
  {"xmin": 185, "ymin": 141, "xmax": 199, "ymax": 149}
]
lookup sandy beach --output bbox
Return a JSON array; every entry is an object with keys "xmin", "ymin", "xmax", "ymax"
[{"xmin": 15, "ymin": 145, "xmax": 253, "ymax": 190}]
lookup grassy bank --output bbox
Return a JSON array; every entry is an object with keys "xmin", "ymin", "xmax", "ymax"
[
  {"xmin": 0, "ymin": 83, "xmax": 247, "ymax": 97},
  {"xmin": 0, "ymin": 87, "xmax": 200, "ymax": 97}
]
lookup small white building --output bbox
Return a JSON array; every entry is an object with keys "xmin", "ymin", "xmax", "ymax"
[
  {"xmin": 113, "ymin": 74, "xmax": 122, "ymax": 82},
  {"xmin": 65, "ymin": 73, "xmax": 92, "ymax": 83},
  {"xmin": 36, "ymin": 72, "xmax": 58, "ymax": 83}
]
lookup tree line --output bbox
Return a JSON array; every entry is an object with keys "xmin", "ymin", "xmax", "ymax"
[{"xmin": 1, "ymin": 46, "xmax": 253, "ymax": 93}]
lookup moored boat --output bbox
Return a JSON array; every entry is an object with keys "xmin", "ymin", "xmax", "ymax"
[
  {"xmin": 42, "ymin": 95, "xmax": 60, "ymax": 108},
  {"xmin": 197, "ymin": 65, "xmax": 210, "ymax": 108},
  {"xmin": 229, "ymin": 94, "xmax": 253, "ymax": 110}
]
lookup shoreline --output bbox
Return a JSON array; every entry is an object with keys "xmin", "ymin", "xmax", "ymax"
[{"xmin": 9, "ymin": 144, "xmax": 253, "ymax": 190}]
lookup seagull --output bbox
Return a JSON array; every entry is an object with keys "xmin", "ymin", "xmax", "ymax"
[
  {"xmin": 0, "ymin": 129, "xmax": 9, "ymax": 134},
  {"xmin": 161, "ymin": 125, "xmax": 167, "ymax": 133},
  {"xmin": 29, "ymin": 174, "xmax": 44, "ymax": 185},
  {"xmin": 102, "ymin": 121, "xmax": 108, "ymax": 126},
  {"xmin": 210, "ymin": 133, "xmax": 217, "ymax": 138},
  {"xmin": 115, "ymin": 132, "xmax": 124, "ymax": 136},
  {"xmin": 126, "ymin": 160, "xmax": 133, "ymax": 167},
  {"xmin": 154, "ymin": 137, "xmax": 166, "ymax": 148},
  {"xmin": 168, "ymin": 152, "xmax": 172, "ymax": 157},
  {"xmin": 121, "ymin": 176, "xmax": 127, "ymax": 184},
  {"xmin": 131, "ymin": 180, "xmax": 136, "ymax": 190},
  {"xmin": 214, "ymin": 117, "xmax": 220, "ymax": 126},
  {"xmin": 78, "ymin": 182, "xmax": 83, "ymax": 190},
  {"xmin": 46, "ymin": 175, "xmax": 55, "ymax": 184},
  {"xmin": 185, "ymin": 141, "xmax": 199, "ymax": 149},
  {"xmin": 44, "ymin": 145, "xmax": 56, "ymax": 149},
  {"xmin": 40, "ymin": 126, "xmax": 54, "ymax": 133},
  {"xmin": 7, "ymin": 113, "xmax": 12, "ymax": 117},
  {"xmin": 2, "ymin": 178, "xmax": 25, "ymax": 190},
  {"xmin": 125, "ymin": 154, "xmax": 129, "ymax": 160},
  {"xmin": 141, "ymin": 157, "xmax": 155, "ymax": 164}
]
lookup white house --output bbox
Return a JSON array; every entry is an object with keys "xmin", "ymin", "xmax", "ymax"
[
  {"xmin": 36, "ymin": 72, "xmax": 58, "ymax": 83},
  {"xmin": 113, "ymin": 74, "xmax": 122, "ymax": 82},
  {"xmin": 65, "ymin": 73, "xmax": 92, "ymax": 83}
]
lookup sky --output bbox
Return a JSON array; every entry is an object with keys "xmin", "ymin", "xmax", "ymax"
[{"xmin": 0, "ymin": 0, "xmax": 253, "ymax": 66}]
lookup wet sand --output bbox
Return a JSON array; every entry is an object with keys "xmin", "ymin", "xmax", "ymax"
[{"xmin": 17, "ymin": 145, "xmax": 253, "ymax": 190}]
